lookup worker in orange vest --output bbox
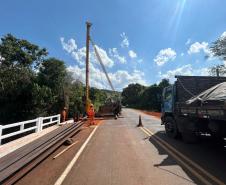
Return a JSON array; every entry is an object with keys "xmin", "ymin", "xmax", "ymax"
[
  {"xmin": 61, "ymin": 107, "xmax": 67, "ymax": 122},
  {"xmin": 87, "ymin": 104, "xmax": 95, "ymax": 125}
]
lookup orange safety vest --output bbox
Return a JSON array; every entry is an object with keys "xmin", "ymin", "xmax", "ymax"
[{"xmin": 87, "ymin": 108, "xmax": 95, "ymax": 117}]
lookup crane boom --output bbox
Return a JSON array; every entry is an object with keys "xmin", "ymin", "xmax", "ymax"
[{"xmin": 90, "ymin": 37, "xmax": 115, "ymax": 92}]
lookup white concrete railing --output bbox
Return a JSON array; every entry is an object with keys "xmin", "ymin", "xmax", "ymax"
[{"xmin": 0, "ymin": 114, "xmax": 60, "ymax": 145}]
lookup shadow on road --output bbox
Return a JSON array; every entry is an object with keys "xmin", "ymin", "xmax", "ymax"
[{"xmin": 146, "ymin": 131, "xmax": 226, "ymax": 185}]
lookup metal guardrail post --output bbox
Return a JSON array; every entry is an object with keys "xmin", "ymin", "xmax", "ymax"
[
  {"xmin": 39, "ymin": 117, "xmax": 43, "ymax": 132},
  {"xmin": 36, "ymin": 117, "xmax": 43, "ymax": 133},
  {"xmin": 0, "ymin": 125, "xmax": 2, "ymax": 145},
  {"xmin": 57, "ymin": 114, "xmax": 61, "ymax": 125}
]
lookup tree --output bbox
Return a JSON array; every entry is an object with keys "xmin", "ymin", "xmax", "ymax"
[
  {"xmin": 210, "ymin": 35, "xmax": 226, "ymax": 61},
  {"xmin": 121, "ymin": 79, "xmax": 170, "ymax": 111},
  {"xmin": 209, "ymin": 35, "xmax": 226, "ymax": 76},
  {"xmin": 0, "ymin": 34, "xmax": 47, "ymax": 68},
  {"xmin": 90, "ymin": 87, "xmax": 108, "ymax": 110},
  {"xmin": 209, "ymin": 64, "xmax": 226, "ymax": 76},
  {"xmin": 141, "ymin": 79, "xmax": 170, "ymax": 111},
  {"xmin": 0, "ymin": 33, "xmax": 119, "ymax": 124},
  {"xmin": 158, "ymin": 79, "xmax": 170, "ymax": 89},
  {"xmin": 121, "ymin": 83, "xmax": 145, "ymax": 107},
  {"xmin": 38, "ymin": 58, "xmax": 67, "ymax": 113},
  {"xmin": 140, "ymin": 84, "xmax": 161, "ymax": 111},
  {"xmin": 0, "ymin": 34, "xmax": 48, "ymax": 124},
  {"xmin": 68, "ymin": 80, "xmax": 85, "ymax": 118}
]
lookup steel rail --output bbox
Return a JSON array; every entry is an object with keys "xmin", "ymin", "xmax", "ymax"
[{"xmin": 0, "ymin": 121, "xmax": 85, "ymax": 184}]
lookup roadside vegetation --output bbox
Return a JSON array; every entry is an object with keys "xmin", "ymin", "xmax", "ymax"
[
  {"xmin": 0, "ymin": 34, "xmax": 114, "ymax": 124},
  {"xmin": 121, "ymin": 79, "xmax": 170, "ymax": 111}
]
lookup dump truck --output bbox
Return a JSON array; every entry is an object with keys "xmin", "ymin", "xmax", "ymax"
[{"xmin": 161, "ymin": 75, "xmax": 226, "ymax": 143}]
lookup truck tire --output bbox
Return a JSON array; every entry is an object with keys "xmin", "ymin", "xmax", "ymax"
[
  {"xmin": 164, "ymin": 117, "xmax": 179, "ymax": 138},
  {"xmin": 181, "ymin": 132, "xmax": 198, "ymax": 144},
  {"xmin": 210, "ymin": 134, "xmax": 224, "ymax": 146}
]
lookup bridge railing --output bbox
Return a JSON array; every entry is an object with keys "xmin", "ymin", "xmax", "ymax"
[{"xmin": 0, "ymin": 114, "xmax": 61, "ymax": 145}]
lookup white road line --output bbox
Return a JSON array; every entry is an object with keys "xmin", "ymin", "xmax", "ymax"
[{"xmin": 54, "ymin": 125, "xmax": 99, "ymax": 185}]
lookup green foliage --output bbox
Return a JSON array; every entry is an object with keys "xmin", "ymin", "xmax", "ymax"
[
  {"xmin": 90, "ymin": 87, "xmax": 108, "ymax": 110},
  {"xmin": 30, "ymin": 83, "xmax": 54, "ymax": 117},
  {"xmin": 67, "ymin": 80, "xmax": 85, "ymax": 118},
  {"xmin": 210, "ymin": 35, "xmax": 226, "ymax": 61},
  {"xmin": 208, "ymin": 35, "xmax": 226, "ymax": 76},
  {"xmin": 209, "ymin": 64, "xmax": 226, "ymax": 76},
  {"xmin": 122, "ymin": 79, "xmax": 170, "ymax": 111},
  {"xmin": 37, "ymin": 58, "xmax": 68, "ymax": 114},
  {"xmin": 121, "ymin": 83, "xmax": 145, "ymax": 107},
  {"xmin": 0, "ymin": 34, "xmax": 47, "ymax": 68},
  {"xmin": 38, "ymin": 58, "xmax": 67, "ymax": 94},
  {"xmin": 0, "ymin": 66, "xmax": 35, "ymax": 123},
  {"xmin": 0, "ymin": 34, "xmax": 117, "ymax": 124}
]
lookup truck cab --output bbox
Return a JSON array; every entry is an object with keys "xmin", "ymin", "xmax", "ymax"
[{"xmin": 161, "ymin": 85, "xmax": 174, "ymax": 122}]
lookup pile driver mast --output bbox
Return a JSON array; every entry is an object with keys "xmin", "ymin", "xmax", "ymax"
[{"xmin": 85, "ymin": 22, "xmax": 92, "ymax": 113}]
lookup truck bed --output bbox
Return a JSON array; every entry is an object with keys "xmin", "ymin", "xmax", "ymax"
[
  {"xmin": 175, "ymin": 76, "xmax": 226, "ymax": 121},
  {"xmin": 175, "ymin": 76, "xmax": 226, "ymax": 102},
  {"xmin": 177, "ymin": 102, "xmax": 226, "ymax": 121}
]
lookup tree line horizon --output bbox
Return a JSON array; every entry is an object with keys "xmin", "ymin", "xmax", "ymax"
[{"xmin": 0, "ymin": 33, "xmax": 225, "ymax": 124}]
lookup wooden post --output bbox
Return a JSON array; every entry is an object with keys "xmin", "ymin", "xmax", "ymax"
[{"xmin": 85, "ymin": 21, "xmax": 92, "ymax": 113}]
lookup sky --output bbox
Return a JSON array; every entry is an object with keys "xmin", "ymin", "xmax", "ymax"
[{"xmin": 1, "ymin": 0, "xmax": 226, "ymax": 91}]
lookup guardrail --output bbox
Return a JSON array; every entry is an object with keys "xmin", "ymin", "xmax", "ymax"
[{"xmin": 0, "ymin": 114, "xmax": 61, "ymax": 145}]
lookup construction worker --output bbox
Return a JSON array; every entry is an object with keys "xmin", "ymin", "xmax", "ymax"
[
  {"xmin": 87, "ymin": 104, "xmax": 95, "ymax": 125},
  {"xmin": 61, "ymin": 107, "xmax": 67, "ymax": 122}
]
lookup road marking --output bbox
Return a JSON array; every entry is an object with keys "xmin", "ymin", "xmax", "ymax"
[
  {"xmin": 140, "ymin": 127, "xmax": 225, "ymax": 185},
  {"xmin": 140, "ymin": 127, "xmax": 211, "ymax": 185},
  {"xmin": 54, "ymin": 125, "xmax": 99, "ymax": 185},
  {"xmin": 53, "ymin": 141, "xmax": 79, "ymax": 159}
]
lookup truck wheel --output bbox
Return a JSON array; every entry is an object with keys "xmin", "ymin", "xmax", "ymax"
[
  {"xmin": 164, "ymin": 117, "xmax": 179, "ymax": 138},
  {"xmin": 182, "ymin": 132, "xmax": 198, "ymax": 143},
  {"xmin": 210, "ymin": 134, "xmax": 224, "ymax": 146}
]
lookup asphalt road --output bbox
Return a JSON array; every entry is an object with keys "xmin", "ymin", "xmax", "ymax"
[
  {"xmin": 58, "ymin": 108, "xmax": 226, "ymax": 185},
  {"xmin": 16, "ymin": 108, "xmax": 226, "ymax": 185}
]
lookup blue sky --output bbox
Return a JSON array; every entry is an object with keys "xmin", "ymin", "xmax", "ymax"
[{"xmin": 1, "ymin": 0, "xmax": 226, "ymax": 90}]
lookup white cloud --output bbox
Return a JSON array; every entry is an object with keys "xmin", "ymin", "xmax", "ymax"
[
  {"xmin": 185, "ymin": 38, "xmax": 191, "ymax": 45},
  {"xmin": 62, "ymin": 37, "xmax": 146, "ymax": 90},
  {"xmin": 109, "ymin": 48, "xmax": 126, "ymax": 64},
  {"xmin": 60, "ymin": 37, "xmax": 77, "ymax": 53},
  {"xmin": 109, "ymin": 69, "xmax": 147, "ymax": 88},
  {"xmin": 120, "ymin": 32, "xmax": 129, "ymax": 48},
  {"xmin": 188, "ymin": 42, "xmax": 210, "ymax": 55},
  {"xmin": 67, "ymin": 64, "xmax": 146, "ymax": 90},
  {"xmin": 60, "ymin": 37, "xmax": 114, "ymax": 68},
  {"xmin": 221, "ymin": 31, "xmax": 226, "ymax": 39},
  {"xmin": 128, "ymin": 50, "xmax": 137, "ymax": 59},
  {"xmin": 154, "ymin": 48, "xmax": 177, "ymax": 66},
  {"xmin": 95, "ymin": 45, "xmax": 114, "ymax": 67},
  {"xmin": 159, "ymin": 64, "xmax": 209, "ymax": 81}
]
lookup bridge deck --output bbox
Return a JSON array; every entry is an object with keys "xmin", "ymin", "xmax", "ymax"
[{"xmin": 14, "ymin": 109, "xmax": 226, "ymax": 185}]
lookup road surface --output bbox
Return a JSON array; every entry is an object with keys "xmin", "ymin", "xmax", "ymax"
[{"xmin": 16, "ymin": 108, "xmax": 226, "ymax": 185}]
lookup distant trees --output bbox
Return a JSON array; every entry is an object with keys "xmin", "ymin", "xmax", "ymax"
[
  {"xmin": 121, "ymin": 79, "xmax": 170, "ymax": 111},
  {"xmin": 121, "ymin": 83, "xmax": 145, "ymax": 107}
]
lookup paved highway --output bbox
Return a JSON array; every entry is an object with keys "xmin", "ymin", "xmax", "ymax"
[{"xmin": 16, "ymin": 108, "xmax": 226, "ymax": 185}]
